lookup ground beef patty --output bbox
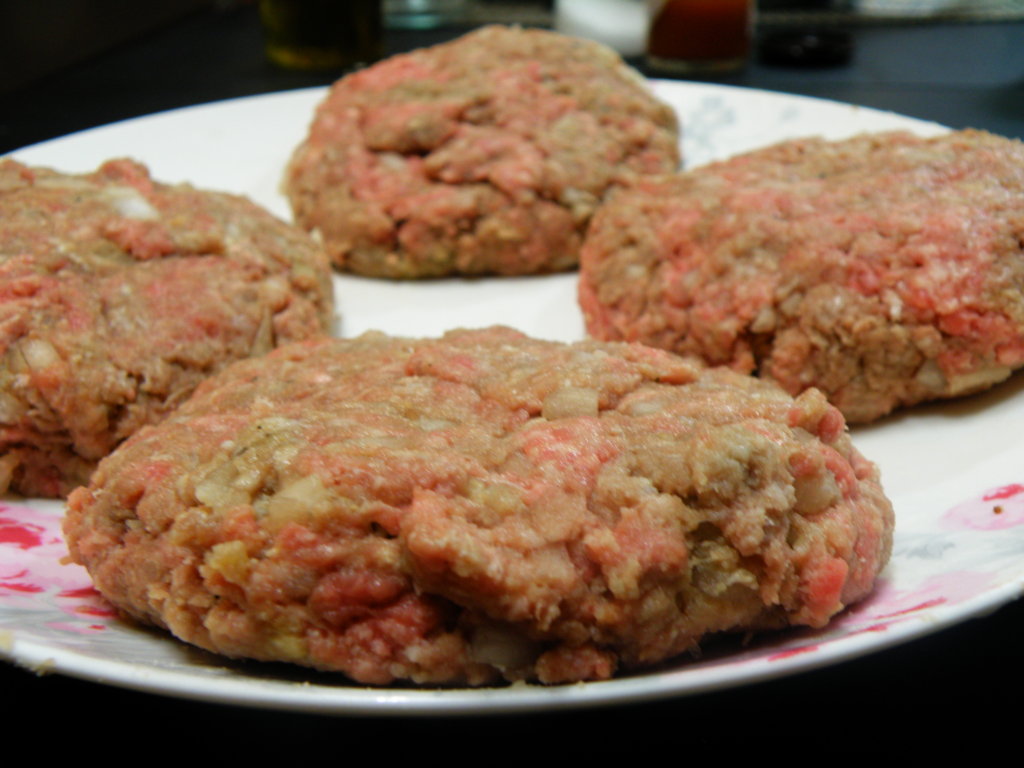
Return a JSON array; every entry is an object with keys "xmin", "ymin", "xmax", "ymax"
[
  {"xmin": 579, "ymin": 130, "xmax": 1024, "ymax": 423},
  {"xmin": 0, "ymin": 158, "xmax": 334, "ymax": 497},
  {"xmin": 65, "ymin": 327, "xmax": 893, "ymax": 686},
  {"xmin": 284, "ymin": 25, "xmax": 680, "ymax": 278}
]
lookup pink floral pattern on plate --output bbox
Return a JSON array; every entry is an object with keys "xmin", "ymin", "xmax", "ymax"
[
  {"xmin": 943, "ymin": 483, "xmax": 1024, "ymax": 531},
  {"xmin": 0, "ymin": 502, "xmax": 115, "ymax": 637},
  {"xmin": 4, "ymin": 481, "xmax": 1022, "ymax": 707}
]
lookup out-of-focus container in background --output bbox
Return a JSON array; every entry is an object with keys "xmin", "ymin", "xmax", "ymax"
[
  {"xmin": 385, "ymin": 0, "xmax": 470, "ymax": 29},
  {"xmin": 259, "ymin": 0, "xmax": 383, "ymax": 70},
  {"xmin": 554, "ymin": 0, "xmax": 649, "ymax": 57},
  {"xmin": 646, "ymin": 0, "xmax": 755, "ymax": 73}
]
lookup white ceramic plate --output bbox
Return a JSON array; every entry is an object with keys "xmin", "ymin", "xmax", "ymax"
[{"xmin": 3, "ymin": 82, "xmax": 1023, "ymax": 716}]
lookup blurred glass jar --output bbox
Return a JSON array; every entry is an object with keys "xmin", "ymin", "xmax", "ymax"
[
  {"xmin": 555, "ymin": 0, "xmax": 648, "ymax": 57},
  {"xmin": 259, "ymin": 0, "xmax": 383, "ymax": 71},
  {"xmin": 384, "ymin": 0, "xmax": 468, "ymax": 29},
  {"xmin": 646, "ymin": 0, "xmax": 755, "ymax": 74}
]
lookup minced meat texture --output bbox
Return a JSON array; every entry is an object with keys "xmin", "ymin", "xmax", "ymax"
[
  {"xmin": 579, "ymin": 129, "xmax": 1024, "ymax": 423},
  {"xmin": 65, "ymin": 327, "xmax": 893, "ymax": 686},
  {"xmin": 0, "ymin": 158, "xmax": 334, "ymax": 497},
  {"xmin": 284, "ymin": 25, "xmax": 680, "ymax": 278}
]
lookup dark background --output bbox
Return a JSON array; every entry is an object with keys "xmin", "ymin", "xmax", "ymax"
[{"xmin": 4, "ymin": 0, "xmax": 1023, "ymax": 153}]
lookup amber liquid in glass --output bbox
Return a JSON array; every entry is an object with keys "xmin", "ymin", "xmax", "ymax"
[{"xmin": 260, "ymin": 0, "xmax": 383, "ymax": 71}]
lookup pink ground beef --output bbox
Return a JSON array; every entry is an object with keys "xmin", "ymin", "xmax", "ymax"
[
  {"xmin": 65, "ymin": 327, "xmax": 893, "ymax": 686},
  {"xmin": 284, "ymin": 25, "xmax": 680, "ymax": 278},
  {"xmin": 579, "ymin": 130, "xmax": 1024, "ymax": 423},
  {"xmin": 0, "ymin": 158, "xmax": 334, "ymax": 497}
]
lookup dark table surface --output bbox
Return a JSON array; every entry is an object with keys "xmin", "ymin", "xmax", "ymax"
[{"xmin": 3, "ymin": 4, "xmax": 1023, "ymax": 754}]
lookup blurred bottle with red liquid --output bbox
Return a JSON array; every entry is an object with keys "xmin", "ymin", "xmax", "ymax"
[{"xmin": 647, "ymin": 0, "xmax": 755, "ymax": 74}]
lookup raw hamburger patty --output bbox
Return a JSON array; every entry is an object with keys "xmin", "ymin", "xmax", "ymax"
[
  {"xmin": 0, "ymin": 158, "xmax": 334, "ymax": 497},
  {"xmin": 65, "ymin": 327, "xmax": 893, "ymax": 686},
  {"xmin": 284, "ymin": 25, "xmax": 680, "ymax": 278},
  {"xmin": 579, "ymin": 130, "xmax": 1024, "ymax": 423}
]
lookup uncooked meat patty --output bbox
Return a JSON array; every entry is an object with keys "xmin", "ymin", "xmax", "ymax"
[
  {"xmin": 65, "ymin": 327, "xmax": 893, "ymax": 686},
  {"xmin": 579, "ymin": 129, "xmax": 1024, "ymax": 423},
  {"xmin": 0, "ymin": 158, "xmax": 334, "ymax": 497},
  {"xmin": 284, "ymin": 25, "xmax": 680, "ymax": 278}
]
